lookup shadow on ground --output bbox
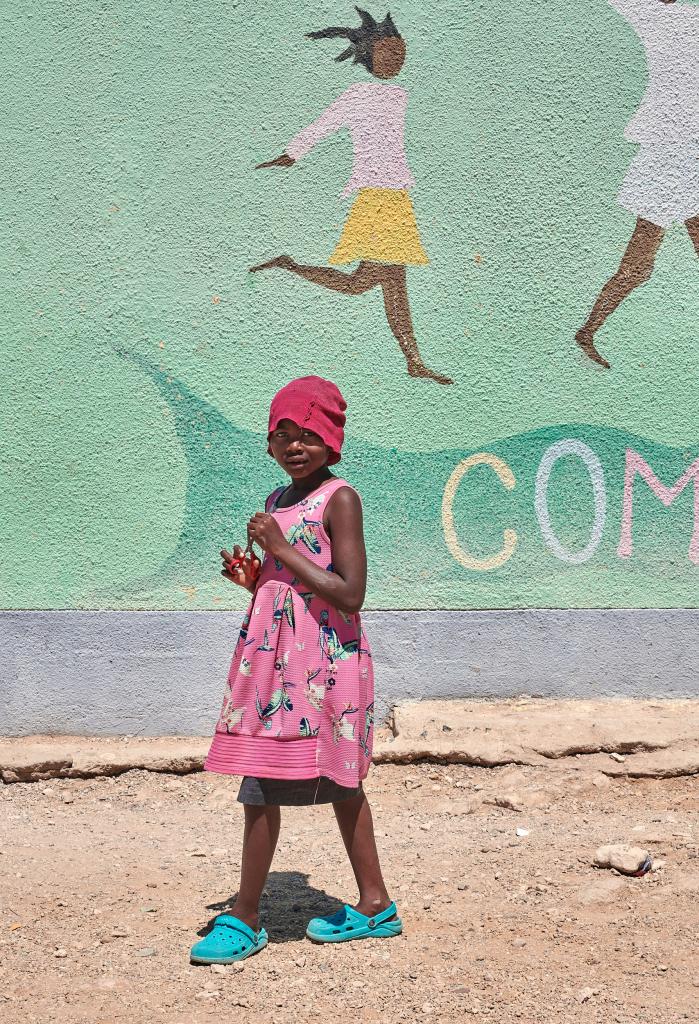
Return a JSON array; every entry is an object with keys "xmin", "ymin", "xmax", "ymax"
[{"xmin": 200, "ymin": 871, "xmax": 345, "ymax": 942}]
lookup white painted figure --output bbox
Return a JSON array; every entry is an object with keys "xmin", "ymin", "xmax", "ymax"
[
  {"xmin": 611, "ymin": 0, "xmax": 699, "ymax": 225},
  {"xmin": 575, "ymin": 0, "xmax": 699, "ymax": 369}
]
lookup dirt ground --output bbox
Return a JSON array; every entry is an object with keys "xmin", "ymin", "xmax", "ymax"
[{"xmin": 1, "ymin": 761, "xmax": 698, "ymax": 1024}]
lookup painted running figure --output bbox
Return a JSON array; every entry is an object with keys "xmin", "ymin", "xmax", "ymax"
[
  {"xmin": 251, "ymin": 8, "xmax": 452, "ymax": 386},
  {"xmin": 576, "ymin": 0, "xmax": 699, "ymax": 368}
]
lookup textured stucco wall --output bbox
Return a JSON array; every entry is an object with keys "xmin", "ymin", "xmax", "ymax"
[
  {"xmin": 1, "ymin": 3, "xmax": 698, "ymax": 731},
  {"xmin": 2, "ymin": 0, "xmax": 698, "ymax": 613}
]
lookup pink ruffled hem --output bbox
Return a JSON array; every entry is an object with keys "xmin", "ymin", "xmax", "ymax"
[{"xmin": 204, "ymin": 732, "xmax": 319, "ymax": 779}]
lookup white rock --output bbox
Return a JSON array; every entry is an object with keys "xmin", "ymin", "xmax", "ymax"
[{"xmin": 594, "ymin": 844, "xmax": 652, "ymax": 876}]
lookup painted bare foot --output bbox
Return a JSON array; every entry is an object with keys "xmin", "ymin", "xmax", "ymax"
[
  {"xmin": 407, "ymin": 360, "xmax": 453, "ymax": 385},
  {"xmin": 249, "ymin": 255, "xmax": 296, "ymax": 273},
  {"xmin": 575, "ymin": 329, "xmax": 611, "ymax": 369}
]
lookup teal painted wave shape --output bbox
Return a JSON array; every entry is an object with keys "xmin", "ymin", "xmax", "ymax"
[{"xmin": 118, "ymin": 355, "xmax": 699, "ymax": 609}]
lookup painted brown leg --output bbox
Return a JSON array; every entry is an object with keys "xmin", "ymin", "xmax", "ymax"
[
  {"xmin": 227, "ymin": 804, "xmax": 280, "ymax": 932},
  {"xmin": 250, "ymin": 257, "xmax": 382, "ymax": 295},
  {"xmin": 380, "ymin": 266, "xmax": 453, "ymax": 385},
  {"xmin": 333, "ymin": 791, "xmax": 394, "ymax": 919},
  {"xmin": 686, "ymin": 215, "xmax": 699, "ymax": 257},
  {"xmin": 575, "ymin": 217, "xmax": 665, "ymax": 369},
  {"xmin": 251, "ymin": 256, "xmax": 452, "ymax": 384}
]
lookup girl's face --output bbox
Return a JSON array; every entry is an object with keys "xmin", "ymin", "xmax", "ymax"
[{"xmin": 269, "ymin": 418, "xmax": 329, "ymax": 481}]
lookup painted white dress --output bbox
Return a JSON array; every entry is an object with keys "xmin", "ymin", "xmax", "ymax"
[{"xmin": 608, "ymin": 0, "xmax": 699, "ymax": 226}]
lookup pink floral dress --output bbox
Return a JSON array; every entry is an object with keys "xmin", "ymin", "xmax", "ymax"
[{"xmin": 204, "ymin": 478, "xmax": 374, "ymax": 788}]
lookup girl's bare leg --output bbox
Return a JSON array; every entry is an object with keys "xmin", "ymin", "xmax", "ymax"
[
  {"xmin": 250, "ymin": 256, "xmax": 383, "ymax": 294},
  {"xmin": 333, "ymin": 791, "xmax": 394, "ymax": 918},
  {"xmin": 686, "ymin": 215, "xmax": 699, "ymax": 256},
  {"xmin": 227, "ymin": 804, "xmax": 280, "ymax": 932},
  {"xmin": 576, "ymin": 217, "xmax": 665, "ymax": 368},
  {"xmin": 379, "ymin": 266, "xmax": 452, "ymax": 385}
]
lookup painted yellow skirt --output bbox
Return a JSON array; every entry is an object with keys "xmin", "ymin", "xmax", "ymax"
[{"xmin": 329, "ymin": 187, "xmax": 429, "ymax": 266}]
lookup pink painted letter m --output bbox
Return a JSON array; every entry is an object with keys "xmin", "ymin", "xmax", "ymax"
[{"xmin": 618, "ymin": 449, "xmax": 699, "ymax": 565}]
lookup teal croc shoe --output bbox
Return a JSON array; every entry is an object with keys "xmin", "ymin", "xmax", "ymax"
[
  {"xmin": 190, "ymin": 914, "xmax": 268, "ymax": 964},
  {"xmin": 306, "ymin": 902, "xmax": 402, "ymax": 943}
]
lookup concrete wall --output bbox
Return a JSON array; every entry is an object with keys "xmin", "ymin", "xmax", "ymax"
[
  {"xmin": 3, "ymin": 611, "xmax": 699, "ymax": 736},
  {"xmin": 1, "ymin": 2, "xmax": 698, "ymax": 733}
]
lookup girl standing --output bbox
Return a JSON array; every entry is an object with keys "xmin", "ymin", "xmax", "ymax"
[
  {"xmin": 191, "ymin": 376, "xmax": 402, "ymax": 964},
  {"xmin": 251, "ymin": 8, "xmax": 452, "ymax": 386}
]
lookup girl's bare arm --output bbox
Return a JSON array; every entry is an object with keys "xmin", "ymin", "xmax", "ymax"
[{"xmin": 247, "ymin": 488, "xmax": 367, "ymax": 614}]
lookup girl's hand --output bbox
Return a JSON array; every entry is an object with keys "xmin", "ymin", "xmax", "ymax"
[
  {"xmin": 255, "ymin": 153, "xmax": 295, "ymax": 170},
  {"xmin": 221, "ymin": 545, "xmax": 261, "ymax": 592},
  {"xmin": 247, "ymin": 513, "xmax": 288, "ymax": 557}
]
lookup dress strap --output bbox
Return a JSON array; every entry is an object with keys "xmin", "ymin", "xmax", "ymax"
[
  {"xmin": 321, "ymin": 478, "xmax": 357, "ymax": 504},
  {"xmin": 265, "ymin": 486, "xmax": 287, "ymax": 513},
  {"xmin": 266, "ymin": 478, "xmax": 356, "ymax": 514}
]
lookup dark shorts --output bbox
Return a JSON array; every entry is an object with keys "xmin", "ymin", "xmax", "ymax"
[{"xmin": 237, "ymin": 776, "xmax": 363, "ymax": 806}]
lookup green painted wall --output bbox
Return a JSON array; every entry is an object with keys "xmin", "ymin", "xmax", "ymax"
[{"xmin": 1, "ymin": 1, "xmax": 698, "ymax": 611}]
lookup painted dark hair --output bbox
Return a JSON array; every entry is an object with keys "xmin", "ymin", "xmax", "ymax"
[{"xmin": 307, "ymin": 7, "xmax": 402, "ymax": 73}]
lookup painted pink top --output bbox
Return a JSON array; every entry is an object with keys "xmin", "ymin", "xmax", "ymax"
[
  {"xmin": 286, "ymin": 82, "xmax": 416, "ymax": 198},
  {"xmin": 204, "ymin": 478, "xmax": 375, "ymax": 788}
]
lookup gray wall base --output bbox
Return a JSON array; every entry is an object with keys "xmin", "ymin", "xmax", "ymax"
[{"xmin": 1, "ymin": 610, "xmax": 697, "ymax": 736}]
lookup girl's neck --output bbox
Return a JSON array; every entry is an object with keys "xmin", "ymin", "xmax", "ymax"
[{"xmin": 285, "ymin": 467, "xmax": 334, "ymax": 499}]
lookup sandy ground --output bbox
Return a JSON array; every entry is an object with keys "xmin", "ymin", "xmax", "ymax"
[{"xmin": 1, "ymin": 761, "xmax": 698, "ymax": 1024}]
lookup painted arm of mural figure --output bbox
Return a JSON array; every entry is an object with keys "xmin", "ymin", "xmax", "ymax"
[
  {"xmin": 256, "ymin": 91, "xmax": 351, "ymax": 170},
  {"xmin": 256, "ymin": 154, "xmax": 295, "ymax": 169}
]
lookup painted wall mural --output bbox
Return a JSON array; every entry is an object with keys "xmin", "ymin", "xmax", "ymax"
[
  {"xmin": 576, "ymin": 0, "xmax": 699, "ymax": 367},
  {"xmin": 251, "ymin": 10, "xmax": 451, "ymax": 385},
  {"xmin": 1, "ymin": 0, "xmax": 698, "ymax": 613}
]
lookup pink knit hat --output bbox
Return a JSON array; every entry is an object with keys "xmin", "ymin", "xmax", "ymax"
[{"xmin": 267, "ymin": 376, "xmax": 347, "ymax": 466}]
